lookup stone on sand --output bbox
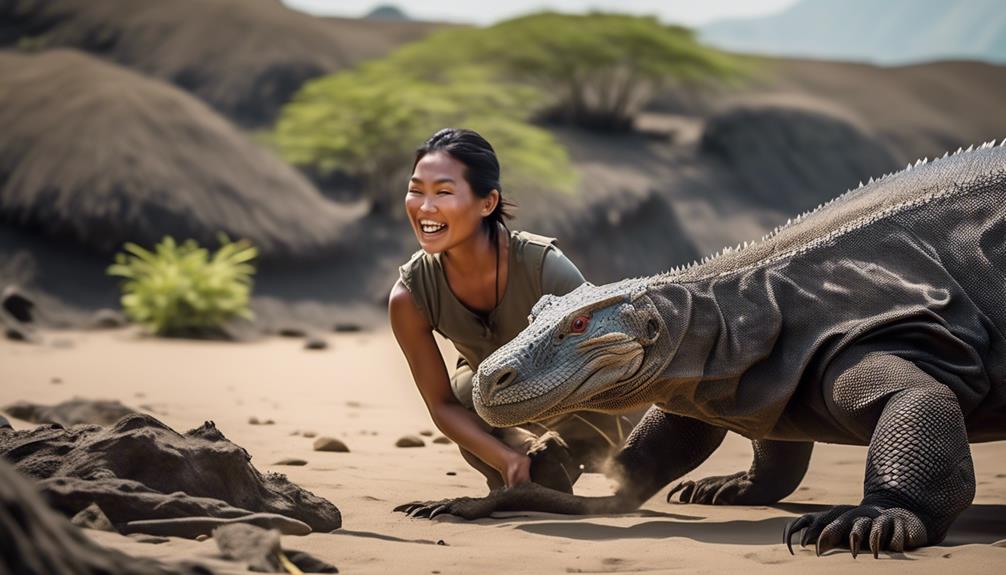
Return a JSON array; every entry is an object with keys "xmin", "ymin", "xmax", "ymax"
[
  {"xmin": 213, "ymin": 523, "xmax": 339, "ymax": 573},
  {"xmin": 395, "ymin": 435, "xmax": 425, "ymax": 448},
  {"xmin": 273, "ymin": 458, "xmax": 308, "ymax": 466},
  {"xmin": 71, "ymin": 502, "xmax": 115, "ymax": 532},
  {"xmin": 419, "ymin": 429, "xmax": 433, "ymax": 437},
  {"xmin": 89, "ymin": 308, "xmax": 127, "ymax": 329},
  {"xmin": 432, "ymin": 435, "xmax": 452, "ymax": 445},
  {"xmin": 313, "ymin": 437, "xmax": 349, "ymax": 452},
  {"xmin": 304, "ymin": 336, "xmax": 328, "ymax": 350}
]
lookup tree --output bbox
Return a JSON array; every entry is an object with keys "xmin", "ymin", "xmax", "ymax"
[
  {"xmin": 383, "ymin": 13, "xmax": 742, "ymax": 131},
  {"xmin": 273, "ymin": 60, "xmax": 576, "ymax": 216}
]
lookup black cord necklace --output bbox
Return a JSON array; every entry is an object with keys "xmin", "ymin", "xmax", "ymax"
[{"xmin": 493, "ymin": 228, "xmax": 500, "ymax": 311}]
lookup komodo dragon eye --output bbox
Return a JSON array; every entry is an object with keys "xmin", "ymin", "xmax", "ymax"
[{"xmin": 570, "ymin": 315, "xmax": 590, "ymax": 334}]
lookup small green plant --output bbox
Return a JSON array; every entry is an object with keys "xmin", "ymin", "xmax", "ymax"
[{"xmin": 107, "ymin": 236, "xmax": 257, "ymax": 336}]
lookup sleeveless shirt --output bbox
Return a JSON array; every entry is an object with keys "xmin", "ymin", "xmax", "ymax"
[{"xmin": 398, "ymin": 230, "xmax": 585, "ymax": 371}]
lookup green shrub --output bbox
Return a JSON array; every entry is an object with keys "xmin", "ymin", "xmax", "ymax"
[{"xmin": 107, "ymin": 236, "xmax": 257, "ymax": 336}]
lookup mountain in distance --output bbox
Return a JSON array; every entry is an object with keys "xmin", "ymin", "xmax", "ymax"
[{"xmin": 700, "ymin": 0, "xmax": 1006, "ymax": 64}]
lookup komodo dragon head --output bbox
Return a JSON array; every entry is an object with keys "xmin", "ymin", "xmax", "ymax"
[{"xmin": 474, "ymin": 278, "xmax": 682, "ymax": 427}]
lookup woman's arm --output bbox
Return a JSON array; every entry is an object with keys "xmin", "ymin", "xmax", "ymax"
[{"xmin": 388, "ymin": 280, "xmax": 530, "ymax": 487}]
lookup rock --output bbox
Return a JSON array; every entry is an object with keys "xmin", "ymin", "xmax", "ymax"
[
  {"xmin": 214, "ymin": 523, "xmax": 339, "ymax": 573},
  {"xmin": 0, "ymin": 415, "xmax": 11, "ymax": 430},
  {"xmin": 213, "ymin": 523, "xmax": 282, "ymax": 571},
  {"xmin": 195, "ymin": 534, "xmax": 210, "ymax": 542},
  {"xmin": 302, "ymin": 431, "xmax": 317, "ymax": 438},
  {"xmin": 432, "ymin": 436, "xmax": 453, "ymax": 445},
  {"xmin": 1, "ymin": 285, "xmax": 34, "ymax": 323},
  {"xmin": 2, "ymin": 398, "xmax": 136, "ymax": 426},
  {"xmin": 0, "ymin": 414, "xmax": 342, "ymax": 537},
  {"xmin": 89, "ymin": 308, "xmax": 127, "ymax": 329},
  {"xmin": 0, "ymin": 458, "xmax": 211, "ymax": 574},
  {"xmin": 3, "ymin": 322, "xmax": 38, "ymax": 343},
  {"xmin": 277, "ymin": 327, "xmax": 307, "ymax": 338},
  {"xmin": 419, "ymin": 429, "xmax": 434, "ymax": 437},
  {"xmin": 313, "ymin": 437, "xmax": 349, "ymax": 452},
  {"xmin": 71, "ymin": 503, "xmax": 115, "ymax": 532},
  {"xmin": 445, "ymin": 471, "xmax": 456, "ymax": 476},
  {"xmin": 395, "ymin": 435, "xmax": 425, "ymax": 448},
  {"xmin": 273, "ymin": 458, "xmax": 308, "ymax": 466},
  {"xmin": 50, "ymin": 377, "xmax": 63, "ymax": 385},
  {"xmin": 333, "ymin": 322, "xmax": 361, "ymax": 333},
  {"xmin": 304, "ymin": 336, "xmax": 328, "ymax": 350}
]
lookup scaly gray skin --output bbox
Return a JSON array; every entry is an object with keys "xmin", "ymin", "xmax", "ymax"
[{"xmin": 395, "ymin": 142, "xmax": 1006, "ymax": 558}]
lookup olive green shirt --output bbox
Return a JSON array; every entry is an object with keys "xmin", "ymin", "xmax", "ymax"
[{"xmin": 398, "ymin": 231, "xmax": 585, "ymax": 402}]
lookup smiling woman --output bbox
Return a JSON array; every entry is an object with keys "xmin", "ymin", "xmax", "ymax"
[{"xmin": 389, "ymin": 128, "xmax": 640, "ymax": 494}]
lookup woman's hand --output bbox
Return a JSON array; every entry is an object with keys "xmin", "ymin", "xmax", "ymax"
[{"xmin": 502, "ymin": 451, "xmax": 531, "ymax": 488}]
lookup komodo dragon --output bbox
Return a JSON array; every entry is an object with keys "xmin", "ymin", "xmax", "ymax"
[{"xmin": 396, "ymin": 142, "xmax": 1006, "ymax": 557}]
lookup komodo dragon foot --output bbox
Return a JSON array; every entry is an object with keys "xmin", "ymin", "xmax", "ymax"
[
  {"xmin": 395, "ymin": 482, "xmax": 634, "ymax": 519},
  {"xmin": 784, "ymin": 504, "xmax": 926, "ymax": 558}
]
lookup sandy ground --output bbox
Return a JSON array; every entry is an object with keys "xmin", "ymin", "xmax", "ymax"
[{"xmin": 1, "ymin": 329, "xmax": 1004, "ymax": 574}]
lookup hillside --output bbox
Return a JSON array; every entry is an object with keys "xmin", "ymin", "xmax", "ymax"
[
  {"xmin": 701, "ymin": 0, "xmax": 1006, "ymax": 64},
  {"xmin": 0, "ymin": 0, "xmax": 446, "ymax": 126}
]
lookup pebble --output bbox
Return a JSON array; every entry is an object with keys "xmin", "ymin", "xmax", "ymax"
[
  {"xmin": 395, "ymin": 435, "xmax": 425, "ymax": 448},
  {"xmin": 304, "ymin": 336, "xmax": 328, "ymax": 350},
  {"xmin": 273, "ymin": 458, "xmax": 308, "ymax": 466},
  {"xmin": 419, "ymin": 429, "xmax": 434, "ymax": 437},
  {"xmin": 313, "ymin": 437, "xmax": 350, "ymax": 452},
  {"xmin": 432, "ymin": 435, "xmax": 453, "ymax": 445}
]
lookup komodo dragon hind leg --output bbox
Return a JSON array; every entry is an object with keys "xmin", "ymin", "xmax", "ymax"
[
  {"xmin": 668, "ymin": 439, "xmax": 813, "ymax": 505},
  {"xmin": 785, "ymin": 354, "xmax": 975, "ymax": 557}
]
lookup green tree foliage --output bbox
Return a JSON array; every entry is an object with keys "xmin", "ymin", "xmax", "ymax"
[
  {"xmin": 107, "ymin": 236, "xmax": 257, "ymax": 336},
  {"xmin": 382, "ymin": 13, "xmax": 742, "ymax": 131},
  {"xmin": 273, "ymin": 12, "xmax": 738, "ymax": 214},
  {"xmin": 274, "ymin": 58, "xmax": 576, "ymax": 216}
]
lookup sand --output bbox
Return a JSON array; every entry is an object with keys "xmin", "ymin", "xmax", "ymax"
[{"xmin": 1, "ymin": 329, "xmax": 1004, "ymax": 574}]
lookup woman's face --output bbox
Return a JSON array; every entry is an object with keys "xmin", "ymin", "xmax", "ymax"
[{"xmin": 406, "ymin": 151, "xmax": 496, "ymax": 254}]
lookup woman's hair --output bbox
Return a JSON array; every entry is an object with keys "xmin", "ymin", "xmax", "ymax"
[{"xmin": 414, "ymin": 128, "xmax": 516, "ymax": 239}]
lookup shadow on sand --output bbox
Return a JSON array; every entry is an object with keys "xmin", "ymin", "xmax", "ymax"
[{"xmin": 511, "ymin": 503, "xmax": 1006, "ymax": 546}]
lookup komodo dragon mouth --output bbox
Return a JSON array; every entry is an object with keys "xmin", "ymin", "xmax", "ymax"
[{"xmin": 475, "ymin": 332, "xmax": 645, "ymax": 426}]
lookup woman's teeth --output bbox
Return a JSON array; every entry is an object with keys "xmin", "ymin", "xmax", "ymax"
[{"xmin": 420, "ymin": 220, "xmax": 446, "ymax": 233}]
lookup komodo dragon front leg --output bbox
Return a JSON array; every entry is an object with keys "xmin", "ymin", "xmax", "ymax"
[
  {"xmin": 667, "ymin": 439, "xmax": 813, "ymax": 505},
  {"xmin": 785, "ymin": 352, "xmax": 976, "ymax": 557},
  {"xmin": 395, "ymin": 407, "xmax": 726, "ymax": 519}
]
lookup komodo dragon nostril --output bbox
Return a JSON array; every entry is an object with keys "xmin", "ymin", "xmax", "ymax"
[{"xmin": 494, "ymin": 369, "xmax": 517, "ymax": 390}]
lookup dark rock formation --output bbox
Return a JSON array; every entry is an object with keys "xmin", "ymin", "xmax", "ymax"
[
  {"xmin": 3, "ymin": 398, "xmax": 137, "ymax": 426},
  {"xmin": 0, "ymin": 414, "xmax": 341, "ymax": 537},
  {"xmin": 699, "ymin": 101, "xmax": 899, "ymax": 215},
  {"xmin": 0, "ymin": 457, "xmax": 215, "ymax": 574}
]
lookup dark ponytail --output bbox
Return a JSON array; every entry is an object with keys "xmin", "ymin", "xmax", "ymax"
[{"xmin": 414, "ymin": 128, "xmax": 516, "ymax": 241}]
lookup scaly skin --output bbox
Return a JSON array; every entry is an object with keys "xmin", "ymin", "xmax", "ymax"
[{"xmin": 396, "ymin": 143, "xmax": 1006, "ymax": 557}]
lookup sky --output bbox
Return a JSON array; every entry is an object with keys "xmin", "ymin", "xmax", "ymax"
[{"xmin": 281, "ymin": 0, "xmax": 800, "ymax": 27}]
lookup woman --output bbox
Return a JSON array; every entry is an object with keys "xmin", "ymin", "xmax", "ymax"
[{"xmin": 389, "ymin": 128, "xmax": 633, "ymax": 492}]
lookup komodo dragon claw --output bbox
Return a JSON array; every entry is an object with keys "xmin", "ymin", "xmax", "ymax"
[{"xmin": 784, "ymin": 504, "xmax": 927, "ymax": 557}]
